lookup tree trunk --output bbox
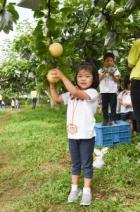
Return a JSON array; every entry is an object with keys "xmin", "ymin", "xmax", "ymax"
[{"xmin": 44, "ymin": 89, "xmax": 55, "ymax": 108}]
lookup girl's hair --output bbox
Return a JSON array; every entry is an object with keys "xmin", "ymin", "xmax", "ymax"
[
  {"xmin": 75, "ymin": 61, "xmax": 99, "ymax": 89},
  {"xmin": 124, "ymin": 78, "xmax": 131, "ymax": 90},
  {"xmin": 117, "ymin": 79, "xmax": 123, "ymax": 92}
]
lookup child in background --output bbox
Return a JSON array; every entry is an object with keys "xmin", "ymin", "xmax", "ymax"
[
  {"xmin": 0, "ymin": 94, "xmax": 2, "ymax": 108},
  {"xmin": 98, "ymin": 52, "xmax": 120, "ymax": 125},
  {"xmin": 49, "ymin": 62, "xmax": 99, "ymax": 206},
  {"xmin": 116, "ymin": 79, "xmax": 123, "ymax": 120},
  {"xmin": 118, "ymin": 78, "xmax": 137, "ymax": 132},
  {"xmin": 31, "ymin": 89, "xmax": 37, "ymax": 109},
  {"xmin": 11, "ymin": 98, "xmax": 15, "ymax": 110},
  {"xmin": 1, "ymin": 100, "xmax": 5, "ymax": 109},
  {"xmin": 15, "ymin": 98, "xmax": 20, "ymax": 110}
]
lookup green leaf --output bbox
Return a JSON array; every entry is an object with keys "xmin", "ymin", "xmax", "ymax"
[
  {"xmin": 46, "ymin": 18, "xmax": 56, "ymax": 30},
  {"xmin": 6, "ymin": 3, "xmax": 19, "ymax": 23},
  {"xmin": 34, "ymin": 10, "xmax": 45, "ymax": 18}
]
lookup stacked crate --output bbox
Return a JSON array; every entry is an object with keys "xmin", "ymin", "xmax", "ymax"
[{"xmin": 95, "ymin": 120, "xmax": 131, "ymax": 146}]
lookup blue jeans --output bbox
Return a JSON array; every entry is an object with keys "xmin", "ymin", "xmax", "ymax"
[{"xmin": 68, "ymin": 137, "xmax": 95, "ymax": 178}]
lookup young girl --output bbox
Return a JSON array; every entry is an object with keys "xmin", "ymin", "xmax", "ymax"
[
  {"xmin": 118, "ymin": 78, "xmax": 137, "ymax": 132},
  {"xmin": 49, "ymin": 62, "xmax": 99, "ymax": 206}
]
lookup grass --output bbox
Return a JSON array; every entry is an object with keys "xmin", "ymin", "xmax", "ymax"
[{"xmin": 0, "ymin": 106, "xmax": 140, "ymax": 212}]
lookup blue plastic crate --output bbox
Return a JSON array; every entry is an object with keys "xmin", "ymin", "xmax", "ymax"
[{"xmin": 95, "ymin": 120, "xmax": 131, "ymax": 146}]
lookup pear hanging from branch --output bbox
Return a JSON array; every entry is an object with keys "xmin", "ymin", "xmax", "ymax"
[{"xmin": 47, "ymin": 42, "xmax": 63, "ymax": 83}]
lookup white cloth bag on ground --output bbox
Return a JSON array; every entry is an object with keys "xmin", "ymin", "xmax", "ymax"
[{"xmin": 93, "ymin": 147, "xmax": 108, "ymax": 169}]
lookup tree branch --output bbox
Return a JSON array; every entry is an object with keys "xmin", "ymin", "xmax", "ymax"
[
  {"xmin": 2, "ymin": 0, "xmax": 7, "ymax": 8},
  {"xmin": 82, "ymin": 8, "xmax": 94, "ymax": 33},
  {"xmin": 47, "ymin": 0, "xmax": 53, "ymax": 43},
  {"xmin": 48, "ymin": 0, "xmax": 51, "ymax": 19},
  {"xmin": 0, "ymin": 0, "xmax": 7, "ymax": 13}
]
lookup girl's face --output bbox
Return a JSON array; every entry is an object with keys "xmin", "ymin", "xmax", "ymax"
[
  {"xmin": 104, "ymin": 57, "xmax": 114, "ymax": 68},
  {"xmin": 77, "ymin": 69, "xmax": 93, "ymax": 90}
]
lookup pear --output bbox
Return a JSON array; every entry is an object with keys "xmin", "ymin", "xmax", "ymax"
[
  {"xmin": 47, "ymin": 70, "xmax": 59, "ymax": 83},
  {"xmin": 49, "ymin": 42, "xmax": 63, "ymax": 58}
]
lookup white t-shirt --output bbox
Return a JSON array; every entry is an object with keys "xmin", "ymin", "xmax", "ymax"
[
  {"xmin": 11, "ymin": 100, "xmax": 15, "ymax": 107},
  {"xmin": 98, "ymin": 67, "xmax": 120, "ymax": 93},
  {"xmin": 31, "ymin": 90, "xmax": 37, "ymax": 99},
  {"xmin": 118, "ymin": 90, "xmax": 133, "ymax": 113},
  {"xmin": 61, "ymin": 89, "xmax": 98, "ymax": 139},
  {"xmin": 15, "ymin": 99, "xmax": 19, "ymax": 106}
]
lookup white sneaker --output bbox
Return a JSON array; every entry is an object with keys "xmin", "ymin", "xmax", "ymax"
[
  {"xmin": 68, "ymin": 188, "xmax": 81, "ymax": 203},
  {"xmin": 80, "ymin": 192, "xmax": 92, "ymax": 206}
]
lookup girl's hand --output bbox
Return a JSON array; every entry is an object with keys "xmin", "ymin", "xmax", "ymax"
[
  {"xmin": 50, "ymin": 68, "xmax": 64, "ymax": 81},
  {"xmin": 108, "ymin": 71, "xmax": 114, "ymax": 76}
]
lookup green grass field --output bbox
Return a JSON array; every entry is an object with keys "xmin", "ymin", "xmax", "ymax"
[{"xmin": 0, "ymin": 106, "xmax": 140, "ymax": 212}]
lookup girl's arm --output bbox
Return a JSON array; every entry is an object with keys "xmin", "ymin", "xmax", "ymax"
[
  {"xmin": 50, "ymin": 69, "xmax": 91, "ymax": 100},
  {"xmin": 50, "ymin": 83, "xmax": 63, "ymax": 103}
]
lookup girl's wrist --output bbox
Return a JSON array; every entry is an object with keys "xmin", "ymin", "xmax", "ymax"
[
  {"xmin": 61, "ymin": 74, "xmax": 66, "ymax": 82},
  {"xmin": 50, "ymin": 84, "xmax": 55, "ymax": 89}
]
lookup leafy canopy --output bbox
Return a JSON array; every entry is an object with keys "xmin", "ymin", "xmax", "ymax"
[{"xmin": 0, "ymin": 0, "xmax": 140, "ymax": 95}]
